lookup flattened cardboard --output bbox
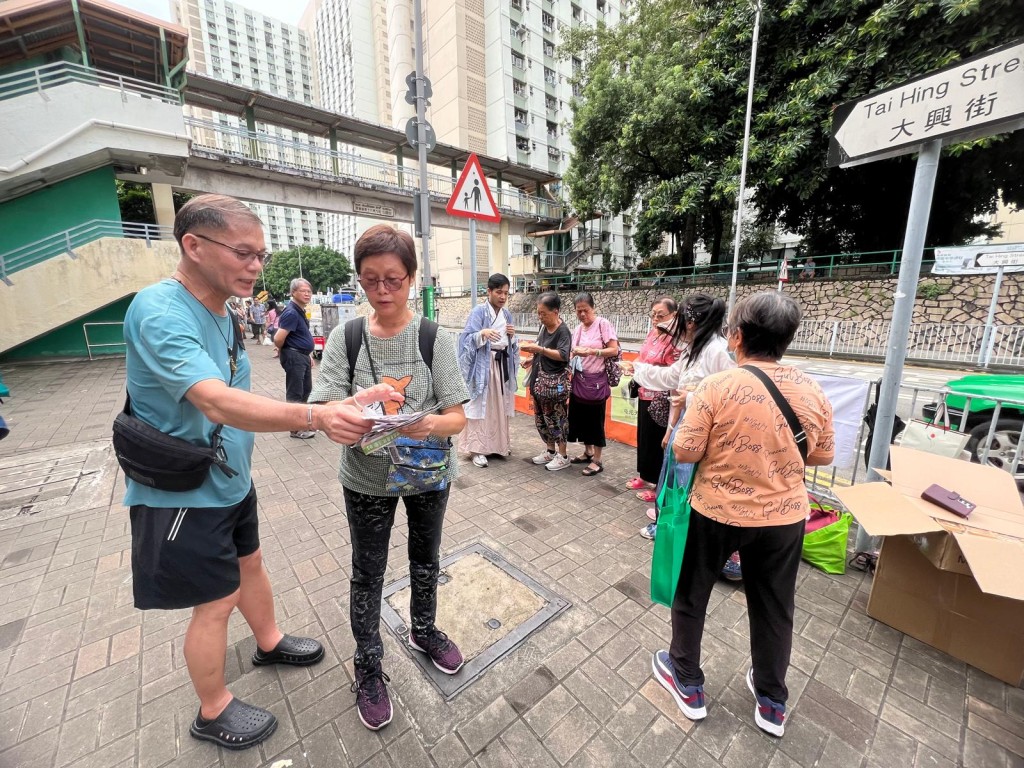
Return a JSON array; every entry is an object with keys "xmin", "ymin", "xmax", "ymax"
[
  {"xmin": 832, "ymin": 482, "xmax": 943, "ymax": 537},
  {"xmin": 868, "ymin": 536, "xmax": 1024, "ymax": 687},
  {"xmin": 951, "ymin": 533, "xmax": 1024, "ymax": 602}
]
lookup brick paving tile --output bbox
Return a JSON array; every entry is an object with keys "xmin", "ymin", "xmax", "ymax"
[{"xmin": 2, "ymin": 355, "xmax": 1024, "ymax": 768}]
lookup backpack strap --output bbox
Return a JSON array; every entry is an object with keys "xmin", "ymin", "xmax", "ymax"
[
  {"xmin": 741, "ymin": 364, "xmax": 808, "ymax": 465},
  {"xmin": 346, "ymin": 315, "xmax": 438, "ymax": 389},
  {"xmin": 418, "ymin": 316, "xmax": 438, "ymax": 370}
]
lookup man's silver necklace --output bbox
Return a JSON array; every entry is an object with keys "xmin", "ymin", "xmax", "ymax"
[{"xmin": 172, "ymin": 276, "xmax": 237, "ymax": 375}]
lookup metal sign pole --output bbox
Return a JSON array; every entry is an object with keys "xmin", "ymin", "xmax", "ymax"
[
  {"xmin": 412, "ymin": 0, "xmax": 433, "ymax": 317},
  {"xmin": 855, "ymin": 139, "xmax": 942, "ymax": 554},
  {"xmin": 469, "ymin": 218, "xmax": 478, "ymax": 305},
  {"xmin": 979, "ymin": 265, "xmax": 1004, "ymax": 368},
  {"xmin": 727, "ymin": 0, "xmax": 761, "ymax": 315}
]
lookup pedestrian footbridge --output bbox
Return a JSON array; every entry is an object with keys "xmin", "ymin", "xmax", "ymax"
[{"xmin": 0, "ymin": 61, "xmax": 563, "ymax": 356}]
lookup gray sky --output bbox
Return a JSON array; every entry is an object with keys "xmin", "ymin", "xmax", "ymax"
[{"xmin": 119, "ymin": 0, "xmax": 304, "ymax": 27}]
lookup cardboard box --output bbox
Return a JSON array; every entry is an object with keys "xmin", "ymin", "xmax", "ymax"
[{"xmin": 835, "ymin": 445, "xmax": 1024, "ymax": 687}]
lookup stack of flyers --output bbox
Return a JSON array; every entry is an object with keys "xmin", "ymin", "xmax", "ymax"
[{"xmin": 354, "ymin": 405, "xmax": 441, "ymax": 455}]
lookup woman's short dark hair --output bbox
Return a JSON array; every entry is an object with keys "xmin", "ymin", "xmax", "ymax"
[
  {"xmin": 538, "ymin": 292, "xmax": 561, "ymax": 311},
  {"xmin": 487, "ymin": 273, "xmax": 510, "ymax": 290},
  {"xmin": 731, "ymin": 291, "xmax": 802, "ymax": 360},
  {"xmin": 652, "ymin": 296, "xmax": 678, "ymax": 314},
  {"xmin": 354, "ymin": 224, "xmax": 418, "ymax": 277},
  {"xmin": 574, "ymin": 292, "xmax": 595, "ymax": 308}
]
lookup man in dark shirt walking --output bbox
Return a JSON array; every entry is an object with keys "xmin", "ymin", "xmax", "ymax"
[{"xmin": 274, "ymin": 278, "xmax": 316, "ymax": 438}]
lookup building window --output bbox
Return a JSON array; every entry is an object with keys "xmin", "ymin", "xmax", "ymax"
[
  {"xmin": 544, "ymin": 67, "xmax": 557, "ymax": 86},
  {"xmin": 512, "ymin": 52, "xmax": 525, "ymax": 69},
  {"xmin": 511, "ymin": 0, "xmax": 522, "ymax": 9},
  {"xmin": 516, "ymin": 136, "xmax": 531, "ymax": 152},
  {"xmin": 543, "ymin": 40, "xmax": 555, "ymax": 57},
  {"xmin": 546, "ymin": 121, "xmax": 558, "ymax": 139},
  {"xmin": 541, "ymin": 11, "xmax": 554, "ymax": 31},
  {"xmin": 513, "ymin": 79, "xmax": 528, "ymax": 98}
]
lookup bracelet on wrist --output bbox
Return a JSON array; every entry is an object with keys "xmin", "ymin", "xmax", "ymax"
[{"xmin": 307, "ymin": 404, "xmax": 316, "ymax": 431}]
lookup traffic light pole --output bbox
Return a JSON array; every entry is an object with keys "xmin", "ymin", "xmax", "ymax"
[{"xmin": 412, "ymin": 0, "xmax": 435, "ymax": 320}]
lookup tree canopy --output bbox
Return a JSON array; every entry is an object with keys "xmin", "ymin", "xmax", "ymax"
[
  {"xmin": 262, "ymin": 245, "xmax": 352, "ymax": 298},
  {"xmin": 116, "ymin": 181, "xmax": 191, "ymax": 224},
  {"xmin": 562, "ymin": 0, "xmax": 1024, "ymax": 264}
]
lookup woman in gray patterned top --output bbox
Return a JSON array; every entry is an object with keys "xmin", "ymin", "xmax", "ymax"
[{"xmin": 309, "ymin": 225, "xmax": 469, "ymax": 732}]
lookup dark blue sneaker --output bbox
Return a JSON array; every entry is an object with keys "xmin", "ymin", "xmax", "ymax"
[
  {"xmin": 652, "ymin": 650, "xmax": 706, "ymax": 720},
  {"xmin": 746, "ymin": 667, "xmax": 785, "ymax": 736},
  {"xmin": 721, "ymin": 552, "xmax": 742, "ymax": 581}
]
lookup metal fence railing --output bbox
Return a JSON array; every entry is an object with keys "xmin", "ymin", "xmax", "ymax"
[
  {"xmin": 83, "ymin": 322, "xmax": 126, "ymax": 360},
  {"xmin": 0, "ymin": 61, "xmax": 181, "ymax": 105},
  {"xmin": 0, "ymin": 221, "xmax": 173, "ymax": 282},
  {"xmin": 445, "ymin": 313, "xmax": 1024, "ymax": 369},
  {"xmin": 792, "ymin": 321, "xmax": 1024, "ymax": 367},
  {"xmin": 184, "ymin": 118, "xmax": 563, "ymax": 221}
]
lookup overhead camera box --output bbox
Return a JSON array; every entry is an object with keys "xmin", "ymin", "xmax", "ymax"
[{"xmin": 835, "ymin": 445, "xmax": 1024, "ymax": 686}]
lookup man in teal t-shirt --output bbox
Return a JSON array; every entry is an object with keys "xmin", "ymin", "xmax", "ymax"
[{"xmin": 123, "ymin": 194, "xmax": 401, "ymax": 752}]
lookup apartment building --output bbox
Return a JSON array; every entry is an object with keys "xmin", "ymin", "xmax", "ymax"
[{"xmin": 173, "ymin": 0, "xmax": 328, "ymax": 252}]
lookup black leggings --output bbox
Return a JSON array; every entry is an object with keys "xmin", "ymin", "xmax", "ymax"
[
  {"xmin": 669, "ymin": 510, "xmax": 805, "ymax": 702},
  {"xmin": 343, "ymin": 487, "xmax": 449, "ymax": 672}
]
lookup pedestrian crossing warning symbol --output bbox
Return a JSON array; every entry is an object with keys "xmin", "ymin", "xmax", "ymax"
[{"xmin": 446, "ymin": 154, "xmax": 501, "ymax": 223}]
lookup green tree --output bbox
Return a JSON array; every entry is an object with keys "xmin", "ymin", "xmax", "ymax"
[
  {"xmin": 563, "ymin": 0, "xmax": 1024, "ymax": 259},
  {"xmin": 262, "ymin": 245, "xmax": 352, "ymax": 298},
  {"xmin": 116, "ymin": 181, "xmax": 192, "ymax": 224}
]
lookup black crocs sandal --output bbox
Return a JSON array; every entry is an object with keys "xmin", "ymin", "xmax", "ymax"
[
  {"xmin": 190, "ymin": 698, "xmax": 277, "ymax": 750},
  {"xmin": 570, "ymin": 452, "xmax": 595, "ymax": 464},
  {"xmin": 252, "ymin": 634, "xmax": 325, "ymax": 667},
  {"xmin": 581, "ymin": 461, "xmax": 603, "ymax": 476}
]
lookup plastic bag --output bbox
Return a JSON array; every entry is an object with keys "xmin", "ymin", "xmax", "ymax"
[
  {"xmin": 801, "ymin": 510, "xmax": 853, "ymax": 574},
  {"xmin": 650, "ymin": 416, "xmax": 695, "ymax": 607}
]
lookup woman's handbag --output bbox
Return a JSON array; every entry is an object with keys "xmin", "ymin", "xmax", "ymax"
[
  {"xmin": 650, "ymin": 416, "xmax": 696, "ymax": 607},
  {"xmin": 605, "ymin": 349, "xmax": 623, "ymax": 387},
  {"xmin": 384, "ymin": 437, "xmax": 452, "ymax": 494},
  {"xmin": 647, "ymin": 391, "xmax": 671, "ymax": 428},
  {"xmin": 532, "ymin": 367, "xmax": 569, "ymax": 400},
  {"xmin": 572, "ymin": 368, "xmax": 611, "ymax": 402},
  {"xmin": 898, "ymin": 404, "xmax": 970, "ymax": 459}
]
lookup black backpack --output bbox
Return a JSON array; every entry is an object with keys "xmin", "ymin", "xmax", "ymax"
[{"xmin": 343, "ymin": 316, "xmax": 438, "ymax": 388}]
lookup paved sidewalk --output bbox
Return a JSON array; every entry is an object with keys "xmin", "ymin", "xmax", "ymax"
[{"xmin": 0, "ymin": 346, "xmax": 1022, "ymax": 768}]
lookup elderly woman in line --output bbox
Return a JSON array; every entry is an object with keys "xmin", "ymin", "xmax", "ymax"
[
  {"xmin": 566, "ymin": 292, "xmax": 619, "ymax": 476},
  {"xmin": 651, "ymin": 291, "xmax": 834, "ymax": 739},
  {"xmin": 520, "ymin": 292, "xmax": 573, "ymax": 471},
  {"xmin": 624, "ymin": 298, "xmax": 684, "ymax": 500}
]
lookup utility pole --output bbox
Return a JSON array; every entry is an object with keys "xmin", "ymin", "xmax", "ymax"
[{"xmin": 412, "ymin": 0, "xmax": 435, "ymax": 320}]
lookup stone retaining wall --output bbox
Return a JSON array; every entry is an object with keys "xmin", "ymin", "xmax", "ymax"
[{"xmin": 433, "ymin": 273, "xmax": 1023, "ymax": 326}]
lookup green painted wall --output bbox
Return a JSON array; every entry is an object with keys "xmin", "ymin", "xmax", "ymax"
[
  {"xmin": 0, "ymin": 167, "xmax": 121, "ymax": 254},
  {"xmin": 0, "ymin": 296, "xmax": 133, "ymax": 361}
]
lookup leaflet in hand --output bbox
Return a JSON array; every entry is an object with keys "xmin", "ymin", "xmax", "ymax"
[{"xmin": 354, "ymin": 405, "xmax": 440, "ymax": 454}]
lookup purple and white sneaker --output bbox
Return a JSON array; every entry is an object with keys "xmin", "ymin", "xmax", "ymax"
[{"xmin": 409, "ymin": 628, "xmax": 464, "ymax": 674}]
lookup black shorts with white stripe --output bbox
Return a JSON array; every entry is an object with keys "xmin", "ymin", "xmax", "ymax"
[{"xmin": 129, "ymin": 483, "xmax": 260, "ymax": 610}]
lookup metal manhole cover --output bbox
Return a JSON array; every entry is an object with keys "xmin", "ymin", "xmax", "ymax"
[
  {"xmin": 381, "ymin": 543, "xmax": 571, "ymax": 700},
  {"xmin": 0, "ymin": 441, "xmax": 112, "ymax": 524}
]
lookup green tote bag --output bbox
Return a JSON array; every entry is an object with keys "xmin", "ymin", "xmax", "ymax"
[{"xmin": 650, "ymin": 455, "xmax": 697, "ymax": 607}]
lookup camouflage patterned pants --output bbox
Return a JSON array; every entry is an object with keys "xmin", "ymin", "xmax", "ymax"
[{"xmin": 342, "ymin": 487, "xmax": 449, "ymax": 672}]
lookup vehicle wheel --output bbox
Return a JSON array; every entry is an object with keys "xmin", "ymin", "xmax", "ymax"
[{"xmin": 967, "ymin": 419, "xmax": 1024, "ymax": 489}]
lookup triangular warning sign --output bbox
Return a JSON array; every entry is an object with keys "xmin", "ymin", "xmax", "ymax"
[{"xmin": 446, "ymin": 154, "xmax": 502, "ymax": 223}]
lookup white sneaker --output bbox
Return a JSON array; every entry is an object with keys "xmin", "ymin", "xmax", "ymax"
[
  {"xmin": 545, "ymin": 454, "xmax": 571, "ymax": 471},
  {"xmin": 290, "ymin": 430, "xmax": 316, "ymax": 439},
  {"xmin": 472, "ymin": 454, "xmax": 488, "ymax": 468},
  {"xmin": 532, "ymin": 451, "xmax": 555, "ymax": 465}
]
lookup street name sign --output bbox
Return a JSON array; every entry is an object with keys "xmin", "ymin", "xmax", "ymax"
[
  {"xmin": 446, "ymin": 154, "xmax": 501, "ymax": 223},
  {"xmin": 829, "ymin": 38, "xmax": 1024, "ymax": 167},
  {"xmin": 932, "ymin": 244, "xmax": 1024, "ymax": 276}
]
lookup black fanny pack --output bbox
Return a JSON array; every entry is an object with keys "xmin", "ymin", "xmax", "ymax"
[{"xmin": 112, "ymin": 306, "xmax": 242, "ymax": 492}]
